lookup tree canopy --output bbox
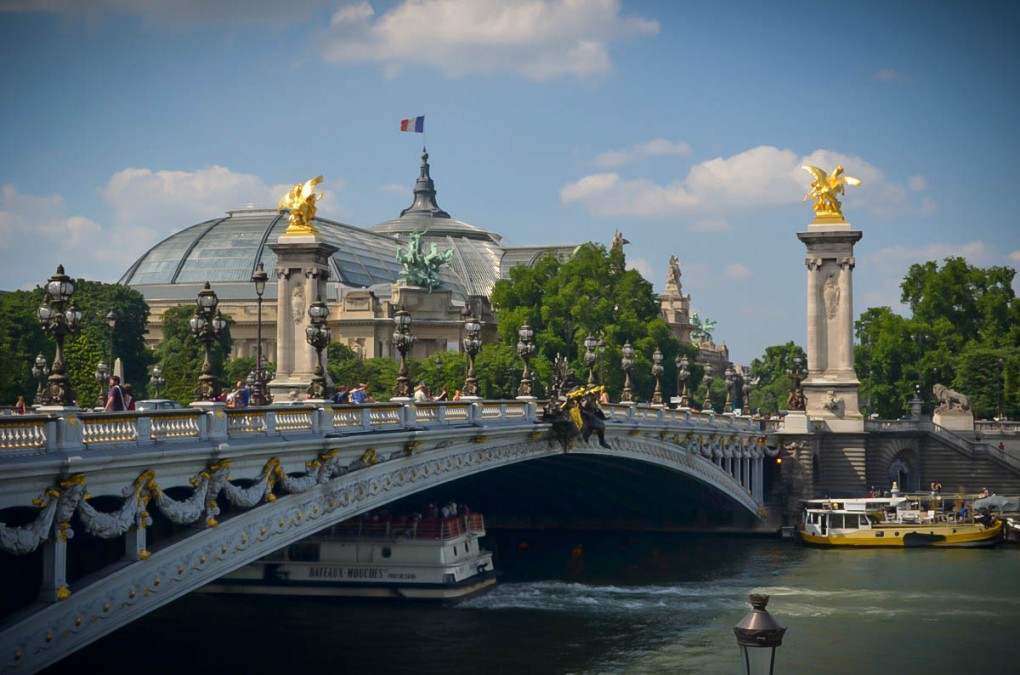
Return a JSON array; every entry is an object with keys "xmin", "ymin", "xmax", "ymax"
[{"xmin": 152, "ymin": 305, "xmax": 233, "ymax": 404}]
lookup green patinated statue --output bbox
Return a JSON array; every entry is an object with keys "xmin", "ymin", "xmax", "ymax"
[{"xmin": 396, "ymin": 230, "xmax": 454, "ymax": 291}]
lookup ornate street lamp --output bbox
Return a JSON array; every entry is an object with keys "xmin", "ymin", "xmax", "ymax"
[
  {"xmin": 650, "ymin": 348, "xmax": 664, "ymax": 406},
  {"xmin": 32, "ymin": 353, "xmax": 49, "ymax": 406},
  {"xmin": 583, "ymin": 333, "xmax": 598, "ymax": 385},
  {"xmin": 703, "ymin": 364, "xmax": 714, "ymax": 412},
  {"xmin": 461, "ymin": 311, "xmax": 482, "ymax": 398},
  {"xmin": 391, "ymin": 305, "xmax": 415, "ymax": 399},
  {"xmin": 189, "ymin": 282, "xmax": 226, "ymax": 401},
  {"xmin": 733, "ymin": 594, "xmax": 786, "ymax": 675},
  {"xmin": 306, "ymin": 298, "xmax": 332, "ymax": 400},
  {"xmin": 94, "ymin": 361, "xmax": 109, "ymax": 409},
  {"xmin": 516, "ymin": 323, "xmax": 536, "ymax": 398},
  {"xmin": 724, "ymin": 365, "xmax": 736, "ymax": 414},
  {"xmin": 597, "ymin": 334, "xmax": 606, "ymax": 385},
  {"xmin": 677, "ymin": 355, "xmax": 690, "ymax": 408},
  {"xmin": 251, "ymin": 261, "xmax": 272, "ymax": 406},
  {"xmin": 434, "ymin": 352, "xmax": 444, "ymax": 394},
  {"xmin": 786, "ymin": 356, "xmax": 805, "ymax": 411},
  {"xmin": 37, "ymin": 264, "xmax": 83, "ymax": 406},
  {"xmin": 620, "ymin": 340, "xmax": 634, "ymax": 403},
  {"xmin": 105, "ymin": 308, "xmax": 118, "ymax": 372},
  {"xmin": 149, "ymin": 365, "xmax": 165, "ymax": 399},
  {"xmin": 743, "ymin": 376, "xmax": 759, "ymax": 416}
]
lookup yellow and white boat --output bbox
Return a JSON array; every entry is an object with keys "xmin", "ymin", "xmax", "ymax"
[{"xmin": 799, "ymin": 496, "xmax": 1002, "ymax": 548}]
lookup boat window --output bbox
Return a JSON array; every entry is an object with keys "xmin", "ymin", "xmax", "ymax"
[
  {"xmin": 830, "ymin": 514, "xmax": 845, "ymax": 528},
  {"xmin": 381, "ymin": 547, "xmax": 392, "ymax": 559},
  {"xmin": 453, "ymin": 546, "xmax": 458, "ymax": 556}
]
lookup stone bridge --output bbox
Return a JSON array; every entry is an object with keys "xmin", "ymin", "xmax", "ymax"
[{"xmin": 0, "ymin": 400, "xmax": 768, "ymax": 673}]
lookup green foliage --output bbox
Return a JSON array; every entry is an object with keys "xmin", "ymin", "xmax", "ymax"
[
  {"xmin": 491, "ymin": 242, "xmax": 685, "ymax": 402},
  {"xmin": 854, "ymin": 258, "xmax": 1019, "ymax": 418},
  {"xmin": 748, "ymin": 342, "xmax": 807, "ymax": 414},
  {"xmin": 328, "ymin": 354, "xmax": 399, "ymax": 402},
  {"xmin": 0, "ymin": 280, "xmax": 150, "ymax": 407},
  {"xmin": 153, "ymin": 305, "xmax": 233, "ymax": 403}
]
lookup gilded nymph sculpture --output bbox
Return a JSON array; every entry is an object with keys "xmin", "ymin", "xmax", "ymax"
[
  {"xmin": 802, "ymin": 165, "xmax": 861, "ymax": 220},
  {"xmin": 279, "ymin": 175, "xmax": 324, "ymax": 236}
]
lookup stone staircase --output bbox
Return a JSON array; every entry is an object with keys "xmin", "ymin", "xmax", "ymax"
[{"xmin": 916, "ymin": 431, "xmax": 1020, "ymax": 496}]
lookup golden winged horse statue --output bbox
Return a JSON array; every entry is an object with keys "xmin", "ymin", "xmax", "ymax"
[
  {"xmin": 279, "ymin": 175, "xmax": 324, "ymax": 236},
  {"xmin": 802, "ymin": 165, "xmax": 861, "ymax": 220}
]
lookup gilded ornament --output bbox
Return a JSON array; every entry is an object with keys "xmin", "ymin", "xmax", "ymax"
[
  {"xmin": 802, "ymin": 165, "xmax": 861, "ymax": 220},
  {"xmin": 56, "ymin": 586, "xmax": 71, "ymax": 601},
  {"xmin": 278, "ymin": 176, "xmax": 324, "ymax": 236}
]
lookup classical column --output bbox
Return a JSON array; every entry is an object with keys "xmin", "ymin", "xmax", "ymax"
[
  {"xmin": 838, "ymin": 256, "xmax": 855, "ymax": 375},
  {"xmin": 805, "ymin": 256, "xmax": 823, "ymax": 374}
]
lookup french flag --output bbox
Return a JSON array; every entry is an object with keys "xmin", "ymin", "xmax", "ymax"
[{"xmin": 399, "ymin": 116, "xmax": 425, "ymax": 133}]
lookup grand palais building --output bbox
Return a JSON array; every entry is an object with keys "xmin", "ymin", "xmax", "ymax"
[{"xmin": 118, "ymin": 150, "xmax": 715, "ymax": 368}]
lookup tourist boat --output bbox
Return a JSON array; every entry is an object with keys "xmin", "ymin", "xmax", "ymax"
[
  {"xmin": 799, "ymin": 496, "xmax": 1002, "ymax": 548},
  {"xmin": 205, "ymin": 512, "xmax": 497, "ymax": 600}
]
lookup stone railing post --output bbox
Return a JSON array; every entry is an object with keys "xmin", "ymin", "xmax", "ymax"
[{"xmin": 55, "ymin": 412, "xmax": 84, "ymax": 453}]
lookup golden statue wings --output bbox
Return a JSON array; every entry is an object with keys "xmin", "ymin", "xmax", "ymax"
[
  {"xmin": 802, "ymin": 165, "xmax": 861, "ymax": 220},
  {"xmin": 279, "ymin": 175, "xmax": 324, "ymax": 236}
]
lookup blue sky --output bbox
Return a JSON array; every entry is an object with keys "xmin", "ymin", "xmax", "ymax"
[{"xmin": 1, "ymin": 0, "xmax": 1018, "ymax": 365}]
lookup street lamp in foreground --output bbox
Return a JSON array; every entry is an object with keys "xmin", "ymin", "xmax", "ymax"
[
  {"xmin": 516, "ymin": 323, "xmax": 536, "ymax": 399},
  {"xmin": 461, "ymin": 311, "xmax": 482, "ymax": 398},
  {"xmin": 37, "ymin": 264, "xmax": 83, "ymax": 407},
  {"xmin": 190, "ymin": 282, "xmax": 226, "ymax": 401},
  {"xmin": 620, "ymin": 340, "xmax": 634, "ymax": 404},
  {"xmin": 650, "ymin": 348, "xmax": 664, "ymax": 406},
  {"xmin": 251, "ymin": 261, "xmax": 272, "ymax": 406},
  {"xmin": 392, "ymin": 305, "xmax": 415, "ymax": 399},
  {"xmin": 733, "ymin": 594, "xmax": 786, "ymax": 675},
  {"xmin": 306, "ymin": 298, "xmax": 331, "ymax": 400}
]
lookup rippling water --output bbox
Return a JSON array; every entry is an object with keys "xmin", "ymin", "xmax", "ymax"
[{"xmin": 53, "ymin": 531, "xmax": 1020, "ymax": 674}]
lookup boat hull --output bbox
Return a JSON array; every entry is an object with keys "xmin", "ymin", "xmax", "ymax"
[
  {"xmin": 203, "ymin": 570, "xmax": 497, "ymax": 601},
  {"xmin": 799, "ymin": 520, "xmax": 1003, "ymax": 548}
]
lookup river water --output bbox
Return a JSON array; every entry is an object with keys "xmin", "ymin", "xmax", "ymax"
[{"xmin": 54, "ymin": 530, "xmax": 1020, "ymax": 674}]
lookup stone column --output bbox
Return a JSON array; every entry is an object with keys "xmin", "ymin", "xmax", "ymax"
[
  {"xmin": 268, "ymin": 237, "xmax": 338, "ymax": 403},
  {"xmin": 797, "ymin": 221, "xmax": 864, "ymax": 432}
]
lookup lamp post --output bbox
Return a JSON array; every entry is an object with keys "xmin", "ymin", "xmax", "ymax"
[
  {"xmin": 516, "ymin": 323, "xmax": 536, "ymax": 399},
  {"xmin": 105, "ymin": 308, "xmax": 118, "ymax": 373},
  {"xmin": 149, "ymin": 365, "xmax": 165, "ymax": 399},
  {"xmin": 94, "ymin": 361, "xmax": 109, "ymax": 409},
  {"xmin": 461, "ymin": 311, "xmax": 482, "ymax": 398},
  {"xmin": 743, "ymin": 377, "xmax": 758, "ymax": 416},
  {"xmin": 724, "ymin": 365, "xmax": 735, "ymax": 414},
  {"xmin": 997, "ymin": 357, "xmax": 1005, "ymax": 420},
  {"xmin": 703, "ymin": 364, "xmax": 714, "ymax": 412},
  {"xmin": 911, "ymin": 333, "xmax": 930, "ymax": 403},
  {"xmin": 620, "ymin": 340, "xmax": 634, "ymax": 404},
  {"xmin": 32, "ymin": 353, "xmax": 49, "ymax": 406},
  {"xmin": 733, "ymin": 594, "xmax": 786, "ymax": 675},
  {"xmin": 37, "ymin": 264, "xmax": 82, "ymax": 407},
  {"xmin": 306, "ymin": 298, "xmax": 331, "ymax": 400},
  {"xmin": 650, "ymin": 348, "xmax": 664, "ymax": 406},
  {"xmin": 189, "ymin": 281, "xmax": 226, "ymax": 401},
  {"xmin": 677, "ymin": 355, "xmax": 690, "ymax": 408},
  {"xmin": 583, "ymin": 333, "xmax": 598, "ymax": 385},
  {"xmin": 597, "ymin": 334, "xmax": 606, "ymax": 385},
  {"xmin": 786, "ymin": 356, "xmax": 805, "ymax": 411},
  {"xmin": 251, "ymin": 261, "xmax": 272, "ymax": 406},
  {"xmin": 434, "ymin": 352, "xmax": 444, "ymax": 395},
  {"xmin": 391, "ymin": 305, "xmax": 415, "ymax": 399}
]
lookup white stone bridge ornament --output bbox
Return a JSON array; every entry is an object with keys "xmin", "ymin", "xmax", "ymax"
[{"xmin": 0, "ymin": 402, "xmax": 765, "ymax": 672}]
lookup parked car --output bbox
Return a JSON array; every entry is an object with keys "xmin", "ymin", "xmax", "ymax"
[{"xmin": 135, "ymin": 399, "xmax": 186, "ymax": 412}]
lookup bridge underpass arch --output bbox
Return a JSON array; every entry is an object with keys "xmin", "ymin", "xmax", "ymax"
[{"xmin": 1, "ymin": 416, "xmax": 764, "ymax": 673}]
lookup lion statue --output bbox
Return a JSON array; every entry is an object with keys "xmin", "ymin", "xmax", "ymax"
[{"xmin": 932, "ymin": 384, "xmax": 970, "ymax": 412}]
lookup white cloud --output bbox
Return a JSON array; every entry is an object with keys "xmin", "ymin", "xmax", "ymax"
[
  {"xmin": 689, "ymin": 218, "xmax": 730, "ymax": 233},
  {"xmin": 561, "ymin": 145, "xmax": 937, "ymax": 221},
  {"xmin": 0, "ymin": 0, "xmax": 331, "ymax": 27},
  {"xmin": 313, "ymin": 0, "xmax": 659, "ymax": 80},
  {"xmin": 1010, "ymin": 251, "xmax": 1020, "ymax": 262},
  {"xmin": 724, "ymin": 262, "xmax": 752, "ymax": 280},
  {"xmin": 907, "ymin": 175, "xmax": 928, "ymax": 191},
  {"xmin": 592, "ymin": 139, "xmax": 691, "ymax": 168},
  {"xmin": 0, "ymin": 184, "xmax": 103, "ymax": 289},
  {"xmin": 875, "ymin": 69, "xmax": 899, "ymax": 82}
]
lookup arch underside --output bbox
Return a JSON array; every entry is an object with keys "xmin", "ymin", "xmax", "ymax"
[{"xmin": 2, "ymin": 434, "xmax": 760, "ymax": 672}]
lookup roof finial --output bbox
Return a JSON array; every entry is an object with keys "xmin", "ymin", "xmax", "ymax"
[{"xmin": 400, "ymin": 147, "xmax": 450, "ymax": 219}]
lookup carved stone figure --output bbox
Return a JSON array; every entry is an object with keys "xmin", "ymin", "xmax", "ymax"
[
  {"xmin": 290, "ymin": 285, "xmax": 305, "ymax": 324},
  {"xmin": 787, "ymin": 387, "xmax": 806, "ymax": 411},
  {"xmin": 823, "ymin": 389, "xmax": 842, "ymax": 412},
  {"xmin": 666, "ymin": 255, "xmax": 682, "ymax": 291},
  {"xmin": 823, "ymin": 271, "xmax": 840, "ymax": 319},
  {"xmin": 278, "ymin": 176, "xmax": 324, "ymax": 235},
  {"xmin": 802, "ymin": 165, "xmax": 861, "ymax": 220},
  {"xmin": 933, "ymin": 383, "xmax": 971, "ymax": 412}
]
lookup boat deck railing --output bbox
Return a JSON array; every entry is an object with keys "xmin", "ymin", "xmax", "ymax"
[{"xmin": 324, "ymin": 514, "xmax": 485, "ymax": 541}]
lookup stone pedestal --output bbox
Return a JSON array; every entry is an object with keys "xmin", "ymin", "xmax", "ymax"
[
  {"xmin": 933, "ymin": 409, "xmax": 975, "ymax": 432},
  {"xmin": 782, "ymin": 410, "xmax": 810, "ymax": 434},
  {"xmin": 268, "ymin": 235, "xmax": 338, "ymax": 403},
  {"xmin": 797, "ymin": 219, "xmax": 864, "ymax": 431}
]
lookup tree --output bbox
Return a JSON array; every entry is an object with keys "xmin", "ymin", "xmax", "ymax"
[
  {"xmin": 748, "ymin": 342, "xmax": 806, "ymax": 414},
  {"xmin": 0, "ymin": 280, "xmax": 150, "ymax": 407},
  {"xmin": 854, "ymin": 258, "xmax": 1019, "ymax": 419},
  {"xmin": 152, "ymin": 305, "xmax": 232, "ymax": 404},
  {"xmin": 491, "ymin": 242, "xmax": 687, "ymax": 402}
]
